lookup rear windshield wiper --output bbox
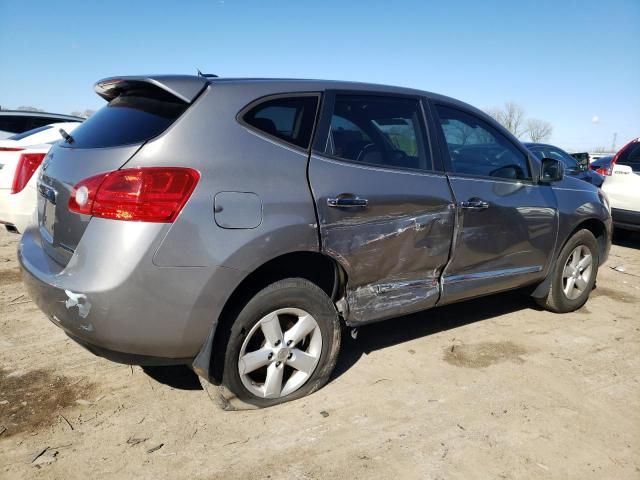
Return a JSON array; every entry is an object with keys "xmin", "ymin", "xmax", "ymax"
[{"xmin": 59, "ymin": 128, "xmax": 74, "ymax": 144}]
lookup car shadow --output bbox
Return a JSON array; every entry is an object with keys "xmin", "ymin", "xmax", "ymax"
[
  {"xmin": 142, "ymin": 289, "xmax": 536, "ymax": 392},
  {"xmin": 142, "ymin": 365, "xmax": 203, "ymax": 391},
  {"xmin": 613, "ymin": 230, "xmax": 639, "ymax": 249},
  {"xmin": 331, "ymin": 289, "xmax": 535, "ymax": 381}
]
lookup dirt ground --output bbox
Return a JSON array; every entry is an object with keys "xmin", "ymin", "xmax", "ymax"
[{"xmin": 1, "ymin": 228, "xmax": 639, "ymax": 480}]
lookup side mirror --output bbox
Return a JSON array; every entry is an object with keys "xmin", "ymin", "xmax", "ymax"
[{"xmin": 540, "ymin": 158, "xmax": 564, "ymax": 183}]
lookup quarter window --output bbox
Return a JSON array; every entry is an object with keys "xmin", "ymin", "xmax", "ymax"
[
  {"xmin": 243, "ymin": 96, "xmax": 319, "ymax": 149},
  {"xmin": 435, "ymin": 105, "xmax": 531, "ymax": 180},
  {"xmin": 325, "ymin": 95, "xmax": 430, "ymax": 170}
]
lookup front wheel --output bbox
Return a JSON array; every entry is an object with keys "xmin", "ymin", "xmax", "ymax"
[
  {"xmin": 222, "ymin": 278, "xmax": 341, "ymax": 408},
  {"xmin": 536, "ymin": 229, "xmax": 599, "ymax": 313}
]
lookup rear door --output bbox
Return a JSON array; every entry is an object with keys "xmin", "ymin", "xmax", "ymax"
[
  {"xmin": 309, "ymin": 92, "xmax": 455, "ymax": 324},
  {"xmin": 431, "ymin": 102, "xmax": 557, "ymax": 304}
]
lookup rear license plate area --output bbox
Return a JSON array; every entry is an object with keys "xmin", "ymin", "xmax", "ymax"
[{"xmin": 38, "ymin": 182, "xmax": 57, "ymax": 240}]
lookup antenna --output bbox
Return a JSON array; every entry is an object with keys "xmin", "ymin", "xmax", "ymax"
[
  {"xmin": 197, "ymin": 69, "xmax": 219, "ymax": 78},
  {"xmin": 611, "ymin": 132, "xmax": 617, "ymax": 152}
]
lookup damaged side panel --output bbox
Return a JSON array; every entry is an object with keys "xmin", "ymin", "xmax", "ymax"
[{"xmin": 309, "ymin": 155, "xmax": 455, "ymax": 325}]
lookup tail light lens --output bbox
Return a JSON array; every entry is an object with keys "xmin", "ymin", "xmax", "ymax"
[
  {"xmin": 0, "ymin": 147, "xmax": 25, "ymax": 152},
  {"xmin": 69, "ymin": 167, "xmax": 200, "ymax": 223},
  {"xmin": 11, "ymin": 153, "xmax": 46, "ymax": 194}
]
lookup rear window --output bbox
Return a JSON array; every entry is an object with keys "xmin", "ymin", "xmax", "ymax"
[
  {"xmin": 242, "ymin": 95, "xmax": 319, "ymax": 149},
  {"xmin": 618, "ymin": 142, "xmax": 640, "ymax": 172},
  {"xmin": 63, "ymin": 89, "xmax": 188, "ymax": 148},
  {"xmin": 0, "ymin": 115, "xmax": 31, "ymax": 134}
]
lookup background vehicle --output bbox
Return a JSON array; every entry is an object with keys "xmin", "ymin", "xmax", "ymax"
[
  {"xmin": 526, "ymin": 142, "xmax": 604, "ymax": 187},
  {"xmin": 570, "ymin": 151, "xmax": 590, "ymax": 169},
  {"xmin": 590, "ymin": 155, "xmax": 613, "ymax": 176},
  {"xmin": 19, "ymin": 76, "xmax": 611, "ymax": 407},
  {"xmin": 0, "ymin": 122, "xmax": 81, "ymax": 233},
  {"xmin": 599, "ymin": 137, "xmax": 640, "ymax": 233},
  {"xmin": 0, "ymin": 110, "xmax": 82, "ymax": 139}
]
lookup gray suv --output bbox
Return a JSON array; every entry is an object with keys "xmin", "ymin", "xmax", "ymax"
[{"xmin": 19, "ymin": 75, "xmax": 612, "ymax": 407}]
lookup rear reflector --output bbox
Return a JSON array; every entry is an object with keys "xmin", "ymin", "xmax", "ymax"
[
  {"xmin": 68, "ymin": 167, "xmax": 200, "ymax": 223},
  {"xmin": 11, "ymin": 153, "xmax": 46, "ymax": 194}
]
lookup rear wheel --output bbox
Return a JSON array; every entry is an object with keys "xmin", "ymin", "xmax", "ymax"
[
  {"xmin": 222, "ymin": 278, "xmax": 341, "ymax": 407},
  {"xmin": 536, "ymin": 229, "xmax": 599, "ymax": 313}
]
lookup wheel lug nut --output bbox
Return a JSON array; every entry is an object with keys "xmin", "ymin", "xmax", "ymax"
[
  {"xmin": 286, "ymin": 340, "xmax": 292, "ymax": 346},
  {"xmin": 275, "ymin": 340, "xmax": 281, "ymax": 346},
  {"xmin": 287, "ymin": 352, "xmax": 293, "ymax": 359},
  {"xmin": 276, "ymin": 361, "xmax": 281, "ymax": 367},
  {"xmin": 268, "ymin": 352, "xmax": 273, "ymax": 360}
]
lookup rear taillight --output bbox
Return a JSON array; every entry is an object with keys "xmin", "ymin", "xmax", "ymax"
[
  {"xmin": 11, "ymin": 153, "xmax": 46, "ymax": 194},
  {"xmin": 68, "ymin": 167, "xmax": 200, "ymax": 223},
  {"xmin": 0, "ymin": 147, "xmax": 25, "ymax": 152}
]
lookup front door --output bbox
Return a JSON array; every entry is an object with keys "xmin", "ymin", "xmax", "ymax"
[
  {"xmin": 431, "ymin": 103, "xmax": 558, "ymax": 304},
  {"xmin": 309, "ymin": 93, "xmax": 455, "ymax": 324}
]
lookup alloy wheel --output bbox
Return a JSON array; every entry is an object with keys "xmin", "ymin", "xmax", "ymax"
[
  {"xmin": 562, "ymin": 245, "xmax": 593, "ymax": 300},
  {"xmin": 238, "ymin": 308, "xmax": 322, "ymax": 399}
]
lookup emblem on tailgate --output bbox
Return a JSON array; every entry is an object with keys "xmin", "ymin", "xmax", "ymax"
[{"xmin": 38, "ymin": 182, "xmax": 57, "ymax": 205}]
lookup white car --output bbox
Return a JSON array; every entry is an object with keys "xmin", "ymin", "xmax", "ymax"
[
  {"xmin": 601, "ymin": 137, "xmax": 640, "ymax": 233},
  {"xmin": 0, "ymin": 122, "xmax": 81, "ymax": 233}
]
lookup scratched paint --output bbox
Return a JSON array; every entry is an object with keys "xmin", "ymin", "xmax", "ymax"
[{"xmin": 321, "ymin": 205, "xmax": 455, "ymax": 325}]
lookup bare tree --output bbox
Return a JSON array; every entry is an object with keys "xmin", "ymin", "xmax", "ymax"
[
  {"xmin": 485, "ymin": 101, "xmax": 527, "ymax": 138},
  {"xmin": 71, "ymin": 109, "xmax": 96, "ymax": 119},
  {"xmin": 526, "ymin": 119, "xmax": 553, "ymax": 142},
  {"xmin": 16, "ymin": 106, "xmax": 44, "ymax": 112}
]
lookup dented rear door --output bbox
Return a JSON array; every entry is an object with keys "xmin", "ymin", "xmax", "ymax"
[{"xmin": 309, "ymin": 92, "xmax": 455, "ymax": 325}]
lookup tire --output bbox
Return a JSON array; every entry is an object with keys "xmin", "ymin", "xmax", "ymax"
[
  {"xmin": 536, "ymin": 229, "xmax": 599, "ymax": 313},
  {"xmin": 221, "ymin": 278, "xmax": 341, "ymax": 408}
]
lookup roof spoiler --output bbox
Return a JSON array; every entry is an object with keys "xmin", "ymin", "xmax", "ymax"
[{"xmin": 94, "ymin": 75, "xmax": 210, "ymax": 103}]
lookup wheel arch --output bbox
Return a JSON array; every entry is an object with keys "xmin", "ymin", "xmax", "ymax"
[
  {"xmin": 194, "ymin": 250, "xmax": 347, "ymax": 384},
  {"xmin": 531, "ymin": 216, "xmax": 609, "ymax": 299},
  {"xmin": 571, "ymin": 217, "xmax": 609, "ymax": 262}
]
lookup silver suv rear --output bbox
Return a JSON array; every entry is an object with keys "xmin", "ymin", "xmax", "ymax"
[{"xmin": 19, "ymin": 75, "xmax": 611, "ymax": 407}]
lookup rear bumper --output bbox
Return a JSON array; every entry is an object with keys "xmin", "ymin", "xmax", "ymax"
[
  {"xmin": 19, "ymin": 220, "xmax": 244, "ymax": 361},
  {"xmin": 0, "ymin": 187, "xmax": 37, "ymax": 234},
  {"xmin": 611, "ymin": 208, "xmax": 640, "ymax": 231},
  {"xmin": 65, "ymin": 331, "xmax": 191, "ymax": 366}
]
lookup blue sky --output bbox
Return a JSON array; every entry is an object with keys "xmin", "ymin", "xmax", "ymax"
[{"xmin": 1, "ymin": 0, "xmax": 638, "ymax": 151}]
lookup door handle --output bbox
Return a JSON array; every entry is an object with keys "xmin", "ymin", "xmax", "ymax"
[
  {"xmin": 460, "ymin": 199, "xmax": 489, "ymax": 210},
  {"xmin": 327, "ymin": 196, "xmax": 369, "ymax": 208}
]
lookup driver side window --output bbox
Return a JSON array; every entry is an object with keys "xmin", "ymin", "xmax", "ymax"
[
  {"xmin": 325, "ymin": 95, "xmax": 431, "ymax": 171},
  {"xmin": 435, "ymin": 105, "xmax": 531, "ymax": 180}
]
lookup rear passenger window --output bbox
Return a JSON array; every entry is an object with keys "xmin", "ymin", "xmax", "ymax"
[
  {"xmin": 325, "ymin": 95, "xmax": 430, "ymax": 170},
  {"xmin": 243, "ymin": 96, "xmax": 319, "ymax": 149},
  {"xmin": 435, "ymin": 105, "xmax": 531, "ymax": 181}
]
